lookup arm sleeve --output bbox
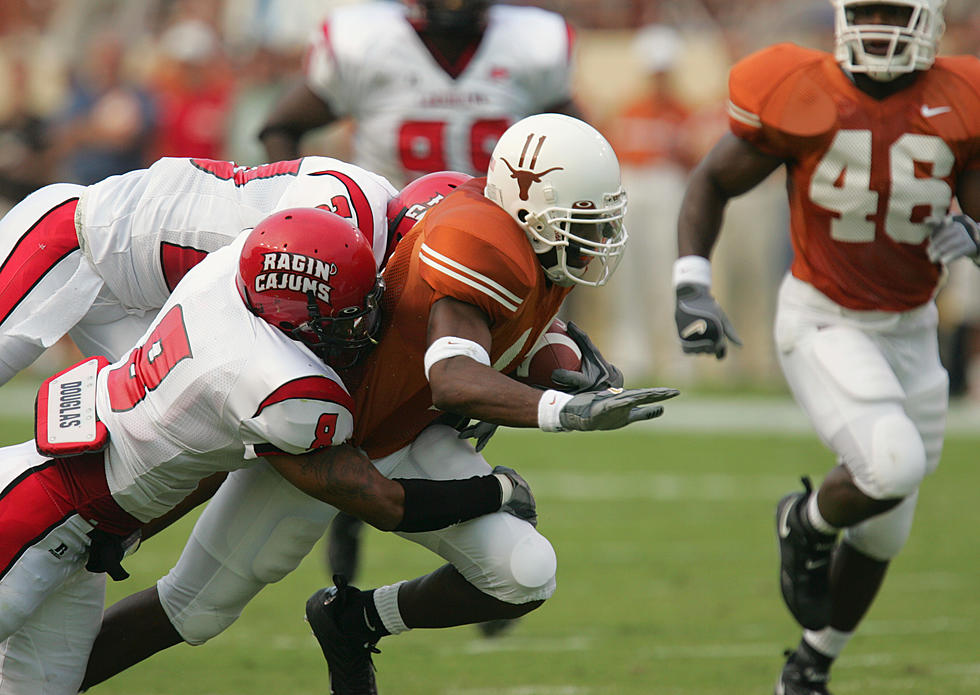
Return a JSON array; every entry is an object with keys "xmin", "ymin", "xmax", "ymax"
[{"xmin": 240, "ymin": 374, "xmax": 355, "ymax": 458}]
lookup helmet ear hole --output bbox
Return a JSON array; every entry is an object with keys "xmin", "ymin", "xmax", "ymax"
[{"xmin": 517, "ymin": 209, "xmax": 529, "ymax": 222}]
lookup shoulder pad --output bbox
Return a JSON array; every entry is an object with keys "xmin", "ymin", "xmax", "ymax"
[{"xmin": 729, "ymin": 43, "xmax": 837, "ymax": 139}]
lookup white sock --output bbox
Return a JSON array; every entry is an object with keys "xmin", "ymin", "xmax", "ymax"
[
  {"xmin": 373, "ymin": 581, "xmax": 409, "ymax": 635},
  {"xmin": 803, "ymin": 626, "xmax": 853, "ymax": 659},
  {"xmin": 806, "ymin": 492, "xmax": 838, "ymax": 536}
]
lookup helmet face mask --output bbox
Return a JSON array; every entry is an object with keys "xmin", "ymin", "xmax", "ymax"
[
  {"xmin": 832, "ymin": 0, "xmax": 946, "ymax": 82},
  {"xmin": 236, "ymin": 208, "xmax": 383, "ymax": 368},
  {"xmin": 485, "ymin": 114, "xmax": 628, "ymax": 288}
]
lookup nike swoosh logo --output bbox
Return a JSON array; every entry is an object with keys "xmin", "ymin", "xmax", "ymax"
[
  {"xmin": 805, "ymin": 558, "xmax": 828, "ymax": 570},
  {"xmin": 921, "ymin": 105, "xmax": 951, "ymax": 118},
  {"xmin": 362, "ymin": 606, "xmax": 377, "ymax": 632},
  {"xmin": 777, "ymin": 501, "xmax": 793, "ymax": 539},
  {"xmin": 680, "ymin": 319, "xmax": 708, "ymax": 339}
]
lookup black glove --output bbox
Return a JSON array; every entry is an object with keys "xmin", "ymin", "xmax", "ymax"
[
  {"xmin": 457, "ymin": 419, "xmax": 499, "ymax": 452},
  {"xmin": 556, "ymin": 387, "xmax": 679, "ymax": 431},
  {"xmin": 493, "ymin": 465, "xmax": 537, "ymax": 527},
  {"xmin": 550, "ymin": 321, "xmax": 624, "ymax": 394},
  {"xmin": 86, "ymin": 529, "xmax": 138, "ymax": 581},
  {"xmin": 674, "ymin": 283, "xmax": 741, "ymax": 359}
]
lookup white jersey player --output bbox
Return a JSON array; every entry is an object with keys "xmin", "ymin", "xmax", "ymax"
[
  {"xmin": 0, "ymin": 207, "xmax": 528, "ymax": 694},
  {"xmin": 0, "ymin": 156, "xmax": 396, "ymax": 384},
  {"xmin": 260, "ymin": 0, "xmax": 579, "ymax": 186}
]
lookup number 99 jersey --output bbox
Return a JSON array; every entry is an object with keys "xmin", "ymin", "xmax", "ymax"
[
  {"xmin": 726, "ymin": 43, "xmax": 980, "ymax": 311},
  {"xmin": 303, "ymin": 2, "xmax": 575, "ymax": 187}
]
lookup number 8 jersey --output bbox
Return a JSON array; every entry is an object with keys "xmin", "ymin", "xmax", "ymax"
[{"xmin": 727, "ymin": 43, "xmax": 980, "ymax": 311}]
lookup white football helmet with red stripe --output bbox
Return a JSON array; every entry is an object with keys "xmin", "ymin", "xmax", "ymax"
[{"xmin": 485, "ymin": 114, "xmax": 627, "ymax": 288}]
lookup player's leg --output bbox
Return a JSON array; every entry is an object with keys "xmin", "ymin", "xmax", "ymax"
[
  {"xmin": 772, "ymin": 277, "xmax": 946, "ymax": 693},
  {"xmin": 0, "ymin": 183, "xmax": 98, "ymax": 384},
  {"xmin": 304, "ymin": 424, "xmax": 555, "ymax": 694},
  {"xmin": 0, "ymin": 442, "xmax": 104, "ymax": 694},
  {"xmin": 82, "ymin": 460, "xmax": 339, "ymax": 688},
  {"xmin": 325, "ymin": 511, "xmax": 364, "ymax": 580}
]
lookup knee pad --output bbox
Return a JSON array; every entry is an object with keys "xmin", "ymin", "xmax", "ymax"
[
  {"xmin": 834, "ymin": 410, "xmax": 927, "ymax": 500},
  {"xmin": 464, "ymin": 520, "xmax": 558, "ymax": 605},
  {"xmin": 843, "ymin": 492, "xmax": 918, "ymax": 560}
]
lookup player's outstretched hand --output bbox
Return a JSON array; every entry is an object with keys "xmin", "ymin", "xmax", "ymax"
[
  {"xmin": 926, "ymin": 214, "xmax": 980, "ymax": 265},
  {"xmin": 557, "ymin": 387, "xmax": 679, "ymax": 432},
  {"xmin": 493, "ymin": 465, "xmax": 537, "ymax": 527},
  {"xmin": 674, "ymin": 283, "xmax": 741, "ymax": 359},
  {"xmin": 551, "ymin": 320, "xmax": 624, "ymax": 393}
]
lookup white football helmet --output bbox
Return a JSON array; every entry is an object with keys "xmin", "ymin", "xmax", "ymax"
[
  {"xmin": 832, "ymin": 0, "xmax": 945, "ymax": 82},
  {"xmin": 485, "ymin": 114, "xmax": 627, "ymax": 287}
]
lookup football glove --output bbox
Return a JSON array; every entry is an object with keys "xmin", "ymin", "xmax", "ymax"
[
  {"xmin": 674, "ymin": 283, "xmax": 742, "ymax": 359},
  {"xmin": 926, "ymin": 214, "xmax": 980, "ymax": 265},
  {"xmin": 493, "ymin": 465, "xmax": 537, "ymax": 527},
  {"xmin": 457, "ymin": 419, "xmax": 499, "ymax": 452},
  {"xmin": 557, "ymin": 387, "xmax": 678, "ymax": 432},
  {"xmin": 550, "ymin": 321, "xmax": 625, "ymax": 394}
]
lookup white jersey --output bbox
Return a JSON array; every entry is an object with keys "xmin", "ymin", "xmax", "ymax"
[
  {"xmin": 95, "ymin": 234, "xmax": 355, "ymax": 523},
  {"xmin": 76, "ymin": 156, "xmax": 396, "ymax": 310},
  {"xmin": 305, "ymin": 2, "xmax": 575, "ymax": 186}
]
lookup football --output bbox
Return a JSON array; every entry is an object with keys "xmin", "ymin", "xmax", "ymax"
[{"xmin": 513, "ymin": 318, "xmax": 582, "ymax": 389}]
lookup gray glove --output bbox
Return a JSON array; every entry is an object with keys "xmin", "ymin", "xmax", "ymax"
[
  {"xmin": 674, "ymin": 283, "xmax": 742, "ymax": 359},
  {"xmin": 551, "ymin": 321, "xmax": 624, "ymax": 394},
  {"xmin": 927, "ymin": 214, "xmax": 980, "ymax": 265},
  {"xmin": 493, "ymin": 465, "xmax": 537, "ymax": 527},
  {"xmin": 557, "ymin": 387, "xmax": 678, "ymax": 431},
  {"xmin": 458, "ymin": 420, "xmax": 499, "ymax": 452}
]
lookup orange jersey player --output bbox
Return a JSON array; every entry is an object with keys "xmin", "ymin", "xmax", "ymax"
[
  {"xmin": 80, "ymin": 114, "xmax": 678, "ymax": 695},
  {"xmin": 673, "ymin": 2, "xmax": 980, "ymax": 695},
  {"xmin": 350, "ymin": 176, "xmax": 570, "ymax": 458},
  {"xmin": 727, "ymin": 42, "xmax": 980, "ymax": 311}
]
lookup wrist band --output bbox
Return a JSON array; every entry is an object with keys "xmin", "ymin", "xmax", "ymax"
[
  {"xmin": 424, "ymin": 336, "xmax": 491, "ymax": 381},
  {"xmin": 537, "ymin": 389, "xmax": 574, "ymax": 432},
  {"xmin": 672, "ymin": 255, "xmax": 712, "ymax": 288},
  {"xmin": 494, "ymin": 473, "xmax": 514, "ymax": 504}
]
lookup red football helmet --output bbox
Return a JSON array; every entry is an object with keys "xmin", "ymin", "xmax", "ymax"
[
  {"xmin": 383, "ymin": 170, "xmax": 472, "ymax": 266},
  {"xmin": 236, "ymin": 207, "xmax": 383, "ymax": 367}
]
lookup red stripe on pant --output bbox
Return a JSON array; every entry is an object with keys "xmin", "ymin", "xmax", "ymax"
[
  {"xmin": 0, "ymin": 451, "xmax": 141, "ymax": 579},
  {"xmin": 0, "ymin": 197, "xmax": 80, "ymax": 325}
]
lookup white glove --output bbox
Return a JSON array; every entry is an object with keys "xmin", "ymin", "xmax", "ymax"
[{"xmin": 926, "ymin": 214, "xmax": 980, "ymax": 265}]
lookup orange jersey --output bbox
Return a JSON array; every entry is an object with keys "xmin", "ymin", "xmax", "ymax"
[
  {"xmin": 349, "ymin": 178, "xmax": 571, "ymax": 458},
  {"xmin": 727, "ymin": 43, "xmax": 980, "ymax": 311}
]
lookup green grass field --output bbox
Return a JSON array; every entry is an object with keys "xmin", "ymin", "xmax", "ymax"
[{"xmin": 2, "ymin": 404, "xmax": 979, "ymax": 695}]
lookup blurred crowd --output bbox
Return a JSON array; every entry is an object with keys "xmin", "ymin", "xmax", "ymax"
[{"xmin": 3, "ymin": 0, "xmax": 980, "ymax": 397}]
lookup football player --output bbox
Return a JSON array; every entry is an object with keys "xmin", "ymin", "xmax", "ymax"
[
  {"xmin": 259, "ymin": 0, "xmax": 586, "ymax": 607},
  {"xmin": 671, "ymin": 1, "xmax": 980, "ymax": 693},
  {"xmin": 259, "ymin": 0, "xmax": 582, "ymax": 187},
  {"xmin": 81, "ymin": 114, "xmax": 678, "ymax": 695},
  {"xmin": 0, "ymin": 155, "xmax": 398, "ymax": 386},
  {"xmin": 0, "ymin": 207, "xmax": 535, "ymax": 695}
]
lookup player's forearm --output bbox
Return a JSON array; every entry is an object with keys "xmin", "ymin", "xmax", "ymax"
[
  {"xmin": 269, "ymin": 445, "xmax": 506, "ymax": 532},
  {"xmin": 677, "ymin": 166, "xmax": 727, "ymax": 258},
  {"xmin": 429, "ymin": 356, "xmax": 542, "ymax": 427}
]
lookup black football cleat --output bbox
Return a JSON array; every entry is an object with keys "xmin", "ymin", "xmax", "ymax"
[
  {"xmin": 475, "ymin": 617, "xmax": 520, "ymax": 639},
  {"xmin": 306, "ymin": 576, "xmax": 380, "ymax": 695},
  {"xmin": 775, "ymin": 477, "xmax": 837, "ymax": 630},
  {"xmin": 775, "ymin": 645, "xmax": 833, "ymax": 695}
]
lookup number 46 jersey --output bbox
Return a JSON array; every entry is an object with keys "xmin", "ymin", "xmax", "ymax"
[{"xmin": 727, "ymin": 43, "xmax": 980, "ymax": 311}]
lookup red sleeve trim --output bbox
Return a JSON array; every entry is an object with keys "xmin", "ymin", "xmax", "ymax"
[{"xmin": 253, "ymin": 375, "xmax": 354, "ymax": 418}]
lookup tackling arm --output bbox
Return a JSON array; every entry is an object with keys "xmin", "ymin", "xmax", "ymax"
[
  {"xmin": 259, "ymin": 81, "xmax": 339, "ymax": 161},
  {"xmin": 956, "ymin": 167, "xmax": 980, "ymax": 221}
]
